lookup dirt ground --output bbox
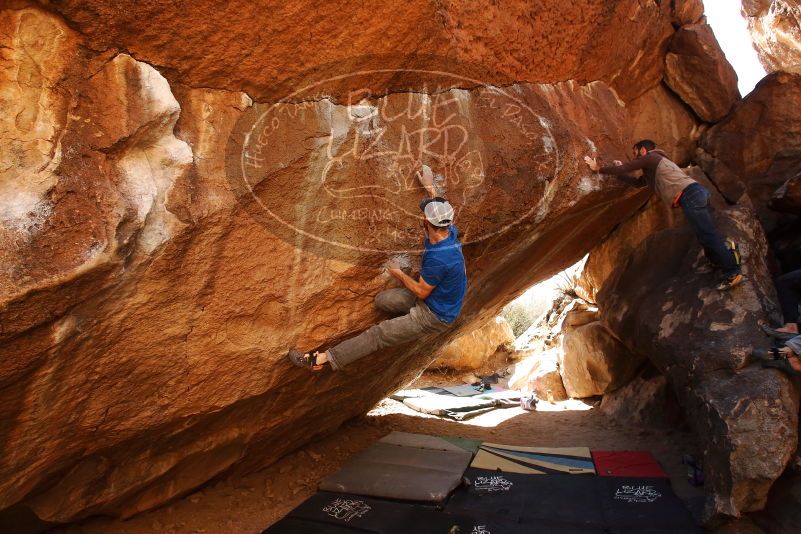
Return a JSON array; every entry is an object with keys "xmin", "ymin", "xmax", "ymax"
[{"xmin": 57, "ymin": 370, "xmax": 707, "ymax": 534}]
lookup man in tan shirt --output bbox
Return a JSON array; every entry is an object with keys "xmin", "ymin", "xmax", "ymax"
[{"xmin": 585, "ymin": 139, "xmax": 742, "ymax": 291}]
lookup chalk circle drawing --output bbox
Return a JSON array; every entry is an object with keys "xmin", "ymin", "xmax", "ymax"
[{"xmin": 226, "ymin": 56, "xmax": 563, "ymax": 262}]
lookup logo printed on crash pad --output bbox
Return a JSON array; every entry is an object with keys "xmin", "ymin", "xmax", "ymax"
[
  {"xmin": 614, "ymin": 485, "xmax": 663, "ymax": 503},
  {"xmin": 471, "ymin": 527, "xmax": 491, "ymax": 534},
  {"xmin": 322, "ymin": 498, "xmax": 371, "ymax": 522},
  {"xmin": 474, "ymin": 475, "xmax": 513, "ymax": 492}
]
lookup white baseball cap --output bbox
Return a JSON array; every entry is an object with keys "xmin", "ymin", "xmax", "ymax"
[{"xmin": 419, "ymin": 197, "xmax": 455, "ymax": 227}]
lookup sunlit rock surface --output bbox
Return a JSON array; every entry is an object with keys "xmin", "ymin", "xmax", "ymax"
[
  {"xmin": 743, "ymin": 0, "xmax": 801, "ymax": 75},
  {"xmin": 2, "ymin": 0, "xmax": 792, "ymax": 527},
  {"xmin": 0, "ymin": 2, "xmax": 679, "ymax": 523},
  {"xmin": 592, "ymin": 170, "xmax": 799, "ymax": 521},
  {"xmin": 431, "ymin": 317, "xmax": 514, "ymax": 371}
]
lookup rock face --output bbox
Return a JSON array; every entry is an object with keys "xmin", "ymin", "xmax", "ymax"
[
  {"xmin": 1, "ymin": 2, "xmax": 697, "ymax": 524},
  {"xmin": 599, "ymin": 372, "xmax": 682, "ymax": 428},
  {"xmin": 431, "ymin": 317, "xmax": 514, "ymax": 370},
  {"xmin": 754, "ymin": 471, "xmax": 801, "ymax": 533},
  {"xmin": 673, "ymin": 0, "xmax": 705, "ymax": 26},
  {"xmin": 771, "ymin": 171, "xmax": 801, "ymax": 214},
  {"xmin": 508, "ymin": 348, "xmax": 568, "ymax": 402},
  {"xmin": 698, "ymin": 73, "xmax": 801, "ymax": 228},
  {"xmin": 592, "ymin": 169, "xmax": 800, "ymax": 520},
  {"xmin": 665, "ymin": 24, "xmax": 741, "ymax": 122},
  {"xmin": 36, "ymin": 0, "xmax": 679, "ymax": 104},
  {"xmin": 4, "ymin": 0, "xmax": 789, "ymax": 528},
  {"xmin": 560, "ymin": 321, "xmax": 644, "ymax": 398},
  {"xmin": 744, "ymin": 0, "xmax": 801, "ymax": 75},
  {"xmin": 626, "ymin": 83, "xmax": 702, "ymax": 166}
]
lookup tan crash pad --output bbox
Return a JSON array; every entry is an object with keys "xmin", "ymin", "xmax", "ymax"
[{"xmin": 470, "ymin": 443, "xmax": 596, "ymax": 475}]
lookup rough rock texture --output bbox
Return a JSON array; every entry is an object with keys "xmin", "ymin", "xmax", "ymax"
[
  {"xmin": 743, "ymin": 0, "xmax": 801, "ymax": 75},
  {"xmin": 576, "ymin": 193, "xmax": 664, "ymax": 304},
  {"xmin": 698, "ymin": 73, "xmax": 801, "ymax": 210},
  {"xmin": 673, "ymin": 0, "xmax": 706, "ymax": 26},
  {"xmin": 34, "ymin": 0, "xmax": 680, "ymax": 104},
  {"xmin": 599, "ymin": 372, "xmax": 682, "ymax": 428},
  {"xmin": 626, "ymin": 83, "xmax": 702, "ymax": 166},
  {"xmin": 665, "ymin": 24, "xmax": 741, "ymax": 123},
  {"xmin": 770, "ymin": 171, "xmax": 801, "ymax": 215},
  {"xmin": 697, "ymin": 71, "xmax": 801, "ymax": 269},
  {"xmin": 560, "ymin": 321, "xmax": 644, "ymax": 398},
  {"xmin": 431, "ymin": 317, "xmax": 514, "ymax": 370},
  {"xmin": 0, "ymin": 2, "xmax": 694, "ymax": 524},
  {"xmin": 508, "ymin": 348, "xmax": 568, "ymax": 402},
  {"xmin": 592, "ymin": 168, "xmax": 800, "ymax": 520},
  {"xmin": 753, "ymin": 471, "xmax": 801, "ymax": 533}
]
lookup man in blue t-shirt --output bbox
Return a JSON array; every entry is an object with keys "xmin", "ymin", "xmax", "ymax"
[{"xmin": 288, "ymin": 197, "xmax": 468, "ymax": 371}]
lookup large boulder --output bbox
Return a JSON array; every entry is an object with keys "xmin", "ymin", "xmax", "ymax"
[
  {"xmin": 672, "ymin": 0, "xmax": 705, "ymax": 26},
  {"xmin": 599, "ymin": 372, "xmax": 682, "ymax": 428},
  {"xmin": 39, "ymin": 0, "xmax": 682, "ymax": 104},
  {"xmin": 743, "ymin": 0, "xmax": 801, "ymax": 75},
  {"xmin": 508, "ymin": 348, "xmax": 568, "ymax": 402},
  {"xmin": 697, "ymin": 72, "xmax": 801, "ymax": 216},
  {"xmin": 664, "ymin": 23, "xmax": 741, "ymax": 123},
  {"xmin": 753, "ymin": 471, "xmax": 801, "ymax": 533},
  {"xmin": 593, "ymin": 168, "xmax": 800, "ymax": 521},
  {"xmin": 626, "ymin": 83, "xmax": 703, "ymax": 166},
  {"xmin": 431, "ymin": 316, "xmax": 514, "ymax": 370},
  {"xmin": 560, "ymin": 320, "xmax": 645, "ymax": 398},
  {"xmin": 770, "ymin": 167, "xmax": 801, "ymax": 215},
  {"xmin": 0, "ymin": 3, "xmax": 692, "ymax": 524}
]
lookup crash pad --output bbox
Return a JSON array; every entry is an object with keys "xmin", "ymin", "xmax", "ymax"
[
  {"xmin": 378, "ymin": 431, "xmax": 471, "ymax": 454},
  {"xmin": 267, "ymin": 491, "xmax": 531, "ymax": 534},
  {"xmin": 318, "ymin": 438, "xmax": 472, "ymax": 502},
  {"xmin": 449, "ymin": 469, "xmax": 605, "ymax": 528},
  {"xmin": 271, "ymin": 491, "xmax": 423, "ymax": 533},
  {"xmin": 263, "ymin": 516, "xmax": 370, "ymax": 533},
  {"xmin": 441, "ymin": 383, "xmax": 509, "ymax": 397},
  {"xmin": 591, "ymin": 451, "xmax": 668, "ymax": 478},
  {"xmin": 447, "ymin": 469, "xmax": 699, "ymax": 532},
  {"xmin": 471, "ymin": 443, "xmax": 596, "ymax": 475},
  {"xmin": 402, "ymin": 393, "xmax": 518, "ymax": 421},
  {"xmin": 440, "ymin": 435, "xmax": 483, "ymax": 455},
  {"xmin": 389, "ymin": 387, "xmax": 446, "ymax": 401},
  {"xmin": 599, "ymin": 477, "xmax": 699, "ymax": 530}
]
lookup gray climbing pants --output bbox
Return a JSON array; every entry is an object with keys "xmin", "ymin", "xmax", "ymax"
[
  {"xmin": 787, "ymin": 335, "xmax": 801, "ymax": 356},
  {"xmin": 326, "ymin": 288, "xmax": 450, "ymax": 370}
]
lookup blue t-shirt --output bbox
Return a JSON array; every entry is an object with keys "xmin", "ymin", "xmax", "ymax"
[{"xmin": 420, "ymin": 226, "xmax": 467, "ymax": 324}]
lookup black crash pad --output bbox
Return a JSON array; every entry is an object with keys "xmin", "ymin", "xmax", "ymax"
[
  {"xmin": 449, "ymin": 469, "xmax": 605, "ymax": 528},
  {"xmin": 447, "ymin": 469, "xmax": 699, "ymax": 532},
  {"xmin": 264, "ymin": 491, "xmax": 531, "ymax": 534},
  {"xmin": 599, "ymin": 477, "xmax": 699, "ymax": 530}
]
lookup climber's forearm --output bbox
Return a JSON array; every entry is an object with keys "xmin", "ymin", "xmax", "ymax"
[{"xmin": 389, "ymin": 269, "xmax": 434, "ymax": 299}]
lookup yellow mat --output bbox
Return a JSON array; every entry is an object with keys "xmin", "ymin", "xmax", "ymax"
[{"xmin": 470, "ymin": 443, "xmax": 596, "ymax": 475}]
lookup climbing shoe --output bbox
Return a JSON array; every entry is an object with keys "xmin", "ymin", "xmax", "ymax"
[
  {"xmin": 716, "ymin": 273, "xmax": 743, "ymax": 291},
  {"xmin": 726, "ymin": 238, "xmax": 741, "ymax": 267},
  {"xmin": 751, "ymin": 347, "xmax": 783, "ymax": 363},
  {"xmin": 288, "ymin": 348, "xmax": 325, "ymax": 371}
]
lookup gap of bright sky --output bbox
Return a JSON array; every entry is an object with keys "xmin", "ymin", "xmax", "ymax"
[{"xmin": 704, "ymin": 0, "xmax": 767, "ymax": 96}]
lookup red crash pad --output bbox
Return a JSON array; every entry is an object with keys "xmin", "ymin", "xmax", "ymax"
[{"xmin": 591, "ymin": 451, "xmax": 668, "ymax": 478}]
